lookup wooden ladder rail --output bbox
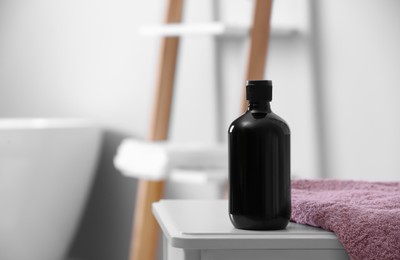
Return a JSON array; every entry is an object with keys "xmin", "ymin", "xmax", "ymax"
[
  {"xmin": 129, "ymin": 0, "xmax": 273, "ymax": 259},
  {"xmin": 129, "ymin": 0, "xmax": 183, "ymax": 260},
  {"xmin": 242, "ymin": 0, "xmax": 273, "ymax": 112}
]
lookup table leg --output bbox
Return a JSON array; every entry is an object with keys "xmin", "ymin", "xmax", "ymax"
[
  {"xmin": 183, "ymin": 249, "xmax": 201, "ymax": 260},
  {"xmin": 163, "ymin": 235, "xmax": 201, "ymax": 260}
]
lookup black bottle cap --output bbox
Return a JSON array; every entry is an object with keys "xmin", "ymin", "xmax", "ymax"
[{"xmin": 246, "ymin": 80, "xmax": 272, "ymax": 101}]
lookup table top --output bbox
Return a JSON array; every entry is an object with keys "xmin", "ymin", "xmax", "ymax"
[{"xmin": 152, "ymin": 200, "xmax": 345, "ymax": 250}]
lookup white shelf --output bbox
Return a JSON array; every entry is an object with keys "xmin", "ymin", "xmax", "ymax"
[
  {"xmin": 153, "ymin": 200, "xmax": 347, "ymax": 251},
  {"xmin": 138, "ymin": 22, "xmax": 298, "ymax": 38}
]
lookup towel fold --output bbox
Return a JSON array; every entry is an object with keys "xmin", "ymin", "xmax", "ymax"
[
  {"xmin": 291, "ymin": 179, "xmax": 400, "ymax": 260},
  {"xmin": 114, "ymin": 139, "xmax": 227, "ymax": 180}
]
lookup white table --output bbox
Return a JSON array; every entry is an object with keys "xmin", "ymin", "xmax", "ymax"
[{"xmin": 152, "ymin": 200, "xmax": 349, "ymax": 260}]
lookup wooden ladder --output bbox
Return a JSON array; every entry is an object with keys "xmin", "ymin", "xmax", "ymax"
[{"xmin": 129, "ymin": 0, "xmax": 273, "ymax": 259}]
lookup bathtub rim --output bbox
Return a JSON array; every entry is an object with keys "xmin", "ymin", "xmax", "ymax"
[{"xmin": 0, "ymin": 118, "xmax": 99, "ymax": 129}]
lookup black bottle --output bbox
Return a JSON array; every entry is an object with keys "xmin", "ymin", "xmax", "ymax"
[{"xmin": 228, "ymin": 80, "xmax": 291, "ymax": 230}]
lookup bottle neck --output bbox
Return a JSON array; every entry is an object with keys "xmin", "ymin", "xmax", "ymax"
[{"xmin": 247, "ymin": 101, "xmax": 271, "ymax": 113}]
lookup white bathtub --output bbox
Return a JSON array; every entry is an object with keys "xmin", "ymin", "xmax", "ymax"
[{"xmin": 0, "ymin": 118, "xmax": 102, "ymax": 260}]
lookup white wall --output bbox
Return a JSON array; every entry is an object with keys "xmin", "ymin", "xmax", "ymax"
[
  {"xmin": 0, "ymin": 0, "xmax": 161, "ymax": 136},
  {"xmin": 317, "ymin": 0, "xmax": 400, "ymax": 181},
  {"xmin": 0, "ymin": 0, "xmax": 318, "ymax": 175}
]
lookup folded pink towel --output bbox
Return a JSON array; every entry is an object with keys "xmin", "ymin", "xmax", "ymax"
[{"xmin": 291, "ymin": 179, "xmax": 400, "ymax": 260}]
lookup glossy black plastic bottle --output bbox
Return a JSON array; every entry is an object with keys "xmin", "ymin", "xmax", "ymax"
[{"xmin": 228, "ymin": 80, "xmax": 291, "ymax": 230}]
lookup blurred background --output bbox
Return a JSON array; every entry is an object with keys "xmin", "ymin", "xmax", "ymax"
[{"xmin": 0, "ymin": 0, "xmax": 399, "ymax": 259}]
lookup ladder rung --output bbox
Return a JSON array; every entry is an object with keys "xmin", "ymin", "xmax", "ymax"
[
  {"xmin": 139, "ymin": 22, "xmax": 299, "ymax": 38},
  {"xmin": 139, "ymin": 22, "xmax": 248, "ymax": 37}
]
